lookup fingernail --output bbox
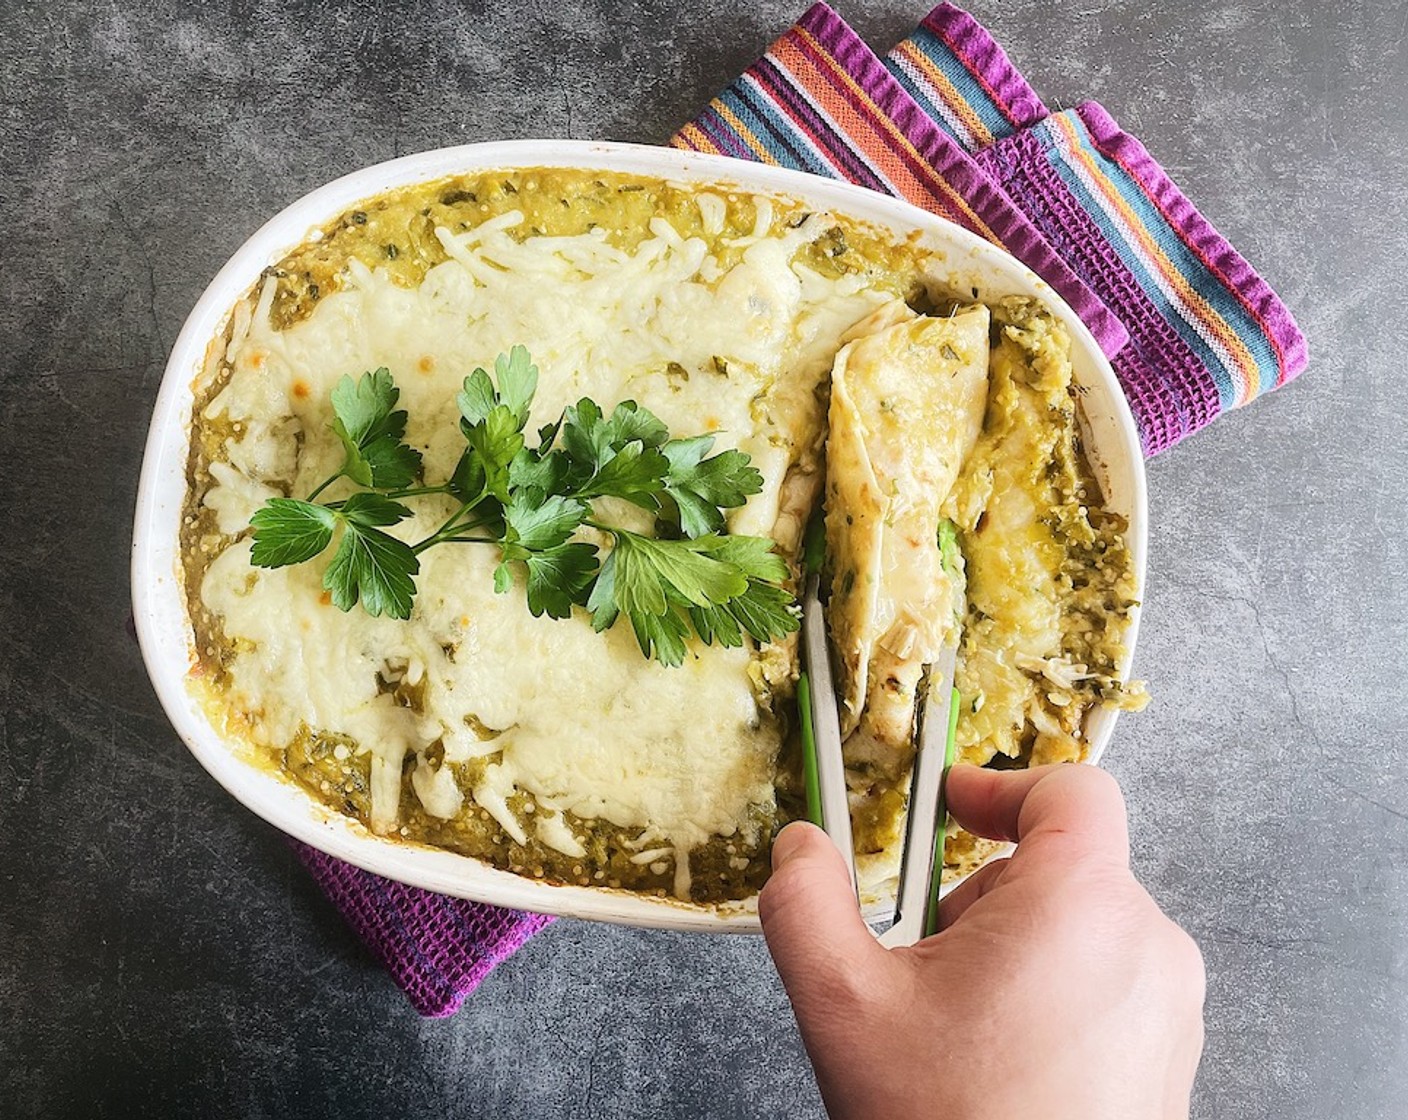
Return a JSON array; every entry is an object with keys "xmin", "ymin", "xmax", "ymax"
[{"xmin": 771, "ymin": 821, "xmax": 810, "ymax": 869}]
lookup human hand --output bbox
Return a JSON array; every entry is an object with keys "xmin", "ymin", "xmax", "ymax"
[{"xmin": 761, "ymin": 764, "xmax": 1205, "ymax": 1120}]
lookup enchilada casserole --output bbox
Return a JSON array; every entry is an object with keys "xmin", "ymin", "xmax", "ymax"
[{"xmin": 181, "ymin": 168, "xmax": 1144, "ymax": 906}]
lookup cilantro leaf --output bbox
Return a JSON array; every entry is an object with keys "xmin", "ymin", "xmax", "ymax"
[
  {"xmin": 330, "ymin": 369, "xmax": 422, "ymax": 489},
  {"xmin": 250, "ymin": 499, "xmax": 337, "ymax": 567},
  {"xmin": 660, "ymin": 436, "xmax": 764, "ymax": 537},
  {"xmin": 323, "ymin": 521, "xmax": 419, "ymax": 619}
]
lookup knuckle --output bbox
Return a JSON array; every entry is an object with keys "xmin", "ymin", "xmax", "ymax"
[
  {"xmin": 1167, "ymin": 925, "xmax": 1208, "ymax": 999},
  {"xmin": 758, "ymin": 861, "xmax": 811, "ymax": 920}
]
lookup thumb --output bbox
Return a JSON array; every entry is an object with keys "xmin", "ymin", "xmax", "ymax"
[{"xmin": 760, "ymin": 822, "xmax": 884, "ymax": 995}]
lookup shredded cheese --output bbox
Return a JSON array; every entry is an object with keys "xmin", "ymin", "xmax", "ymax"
[{"xmin": 197, "ymin": 202, "xmax": 899, "ymax": 896}]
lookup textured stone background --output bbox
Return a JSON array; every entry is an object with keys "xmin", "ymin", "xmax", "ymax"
[{"xmin": 3, "ymin": 0, "xmax": 1405, "ymax": 1116}]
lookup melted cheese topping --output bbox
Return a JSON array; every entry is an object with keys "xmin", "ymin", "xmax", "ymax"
[
  {"xmin": 185, "ymin": 172, "xmax": 1144, "ymax": 909},
  {"xmin": 195, "ymin": 189, "xmax": 904, "ymax": 896},
  {"xmin": 946, "ymin": 302, "xmax": 1144, "ymax": 769}
]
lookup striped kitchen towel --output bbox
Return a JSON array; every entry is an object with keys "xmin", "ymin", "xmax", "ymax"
[
  {"xmin": 301, "ymin": 2, "xmax": 1308, "ymax": 1018},
  {"xmin": 293, "ymin": 839, "xmax": 552, "ymax": 1017},
  {"xmin": 675, "ymin": 2, "xmax": 1308, "ymax": 454}
]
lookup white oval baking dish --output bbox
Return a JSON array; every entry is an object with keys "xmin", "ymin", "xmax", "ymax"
[{"xmin": 132, "ymin": 139, "xmax": 1146, "ymax": 933}]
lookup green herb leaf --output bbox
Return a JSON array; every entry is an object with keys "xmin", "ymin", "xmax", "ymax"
[
  {"xmin": 523, "ymin": 543, "xmax": 599, "ymax": 620},
  {"xmin": 340, "ymin": 492, "xmax": 413, "ymax": 528},
  {"xmin": 602, "ymin": 400, "xmax": 669, "ymax": 450},
  {"xmin": 449, "ymin": 447, "xmax": 487, "ymax": 502},
  {"xmin": 687, "ymin": 601, "xmax": 744, "ymax": 648},
  {"xmin": 585, "ymin": 528, "xmax": 797, "ymax": 660},
  {"xmin": 937, "ymin": 517, "xmax": 961, "ymax": 573},
  {"xmin": 660, "ymin": 436, "xmax": 764, "ymax": 537},
  {"xmin": 586, "ymin": 547, "xmax": 620, "ymax": 632},
  {"xmin": 359, "ymin": 436, "xmax": 423, "ymax": 489},
  {"xmin": 243, "ymin": 347, "xmax": 798, "ymax": 666},
  {"xmin": 701, "ymin": 533, "xmax": 791, "ymax": 584},
  {"xmin": 331, "ymin": 367, "xmax": 405, "ymax": 446},
  {"xmin": 606, "ymin": 531, "xmax": 750, "ymax": 616},
  {"xmin": 686, "ymin": 536, "xmax": 800, "ymax": 644},
  {"xmin": 507, "ymin": 446, "xmax": 569, "ymax": 499},
  {"xmin": 250, "ymin": 499, "xmax": 337, "ymax": 567},
  {"xmin": 329, "ymin": 368, "xmax": 422, "ymax": 489},
  {"xmin": 573, "ymin": 441, "xmax": 669, "ymax": 508},
  {"xmin": 535, "ymin": 414, "xmax": 565, "ymax": 453},
  {"xmin": 463, "ymin": 404, "xmax": 526, "ymax": 501},
  {"xmin": 458, "ymin": 346, "xmax": 539, "ymax": 432},
  {"xmin": 720, "ymin": 579, "xmax": 800, "ymax": 644},
  {"xmin": 501, "ymin": 492, "xmax": 588, "ymax": 557},
  {"xmin": 323, "ymin": 521, "xmax": 419, "ymax": 619},
  {"xmin": 628, "ymin": 605, "xmax": 691, "ymax": 667},
  {"xmin": 494, "ymin": 345, "xmax": 539, "ymax": 428},
  {"xmin": 494, "ymin": 492, "xmax": 595, "ymax": 620},
  {"xmin": 561, "ymin": 398, "xmax": 609, "ymax": 465},
  {"xmin": 562, "ymin": 398, "xmax": 667, "ymax": 469},
  {"xmin": 457, "ymin": 368, "xmax": 499, "ymax": 429}
]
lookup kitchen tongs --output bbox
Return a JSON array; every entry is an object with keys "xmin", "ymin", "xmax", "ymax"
[{"xmin": 798, "ymin": 574, "xmax": 960, "ymax": 948}]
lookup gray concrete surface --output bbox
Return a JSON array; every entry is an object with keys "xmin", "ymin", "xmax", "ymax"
[{"xmin": 2, "ymin": 1, "xmax": 1404, "ymax": 1116}]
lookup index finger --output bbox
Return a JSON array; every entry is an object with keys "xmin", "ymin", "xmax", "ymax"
[{"xmin": 944, "ymin": 763, "xmax": 1130, "ymax": 868}]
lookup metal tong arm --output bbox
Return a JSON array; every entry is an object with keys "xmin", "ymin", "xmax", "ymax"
[
  {"xmin": 878, "ymin": 647, "xmax": 959, "ymax": 948},
  {"xmin": 800, "ymin": 573, "xmax": 859, "ymax": 898}
]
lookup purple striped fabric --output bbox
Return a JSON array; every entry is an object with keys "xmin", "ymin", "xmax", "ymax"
[
  {"xmin": 677, "ymin": 1, "xmax": 1306, "ymax": 453},
  {"xmin": 887, "ymin": 5, "xmax": 1305, "ymax": 449},
  {"xmin": 293, "ymin": 840, "xmax": 553, "ymax": 1017},
  {"xmin": 884, "ymin": 2, "xmax": 1047, "ymax": 149},
  {"xmin": 676, "ymin": 2, "xmax": 1130, "ymax": 358}
]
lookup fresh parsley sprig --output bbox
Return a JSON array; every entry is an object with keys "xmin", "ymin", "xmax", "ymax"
[{"xmin": 246, "ymin": 347, "xmax": 800, "ymax": 665}]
